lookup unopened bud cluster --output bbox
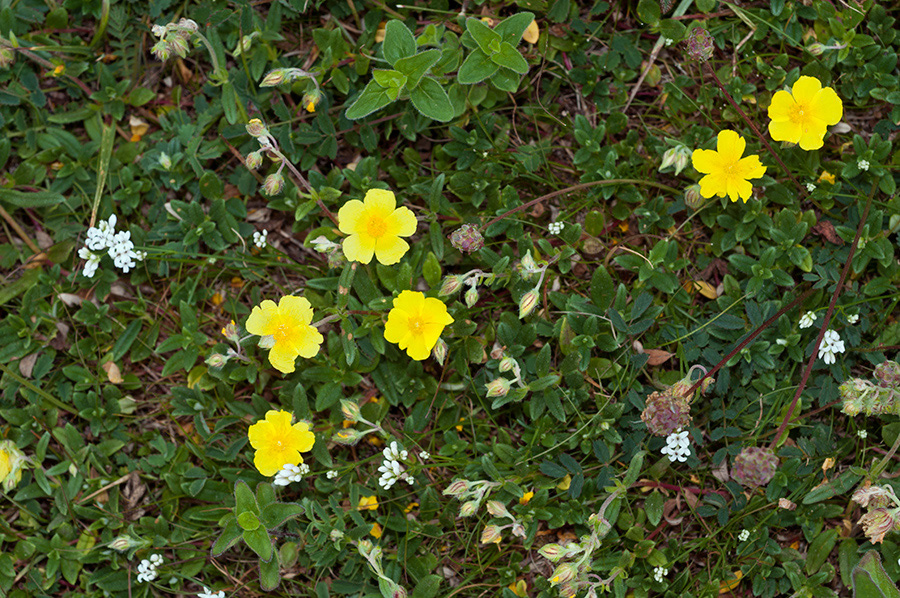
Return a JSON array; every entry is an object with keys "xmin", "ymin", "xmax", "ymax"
[
  {"xmin": 641, "ymin": 367, "xmax": 713, "ymax": 436},
  {"xmin": 356, "ymin": 538, "xmax": 408, "ymax": 598},
  {"xmin": 442, "ymin": 478, "xmax": 500, "ymax": 518},
  {"xmin": 840, "ymin": 360, "xmax": 900, "ymax": 416},
  {"xmin": 150, "ymin": 18, "xmax": 199, "ymax": 61},
  {"xmin": 244, "ymin": 118, "xmax": 289, "ymax": 196},
  {"xmin": 485, "ymin": 346, "xmax": 526, "ymax": 399},
  {"xmin": 851, "ymin": 482, "xmax": 900, "ymax": 544},
  {"xmin": 659, "ymin": 144, "xmax": 692, "ymax": 176},
  {"xmin": 732, "ymin": 446, "xmax": 779, "ymax": 488},
  {"xmin": 449, "ymin": 223, "xmax": 484, "ymax": 253}
]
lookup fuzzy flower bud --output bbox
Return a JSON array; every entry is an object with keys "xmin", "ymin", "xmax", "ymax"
[
  {"xmin": 732, "ymin": 447, "xmax": 779, "ymax": 488},
  {"xmin": 485, "ymin": 377, "xmax": 512, "ymax": 398},
  {"xmin": 332, "ymin": 428, "xmax": 364, "ymax": 445},
  {"xmin": 302, "ymin": 89, "xmax": 323, "ymax": 113},
  {"xmin": 439, "ymin": 275, "xmax": 463, "ymax": 296},
  {"xmin": 245, "ymin": 150, "xmax": 263, "ymax": 170},
  {"xmin": 108, "ymin": 534, "xmax": 145, "ymax": 552},
  {"xmin": 852, "ymin": 483, "xmax": 896, "ymax": 509},
  {"xmin": 246, "ymin": 118, "xmax": 269, "ymax": 138},
  {"xmin": 481, "ymin": 524, "xmax": 502, "ymax": 544},
  {"xmin": 205, "ymin": 353, "xmax": 228, "ymax": 368},
  {"xmin": 450, "ymin": 224, "xmax": 485, "ymax": 253},
  {"xmin": 151, "ymin": 40, "xmax": 171, "ymax": 61},
  {"xmin": 549, "ymin": 563, "xmax": 578, "ymax": 586},
  {"xmin": 432, "ymin": 337, "xmax": 448, "ymax": 366},
  {"xmin": 170, "ymin": 35, "xmax": 190, "ymax": 58},
  {"xmin": 0, "ymin": 45, "xmax": 14, "ymax": 69},
  {"xmin": 806, "ymin": 43, "xmax": 825, "ymax": 56},
  {"xmin": 875, "ymin": 361, "xmax": 900, "ymax": 387},
  {"xmin": 641, "ymin": 390, "xmax": 691, "ymax": 437},
  {"xmin": 486, "ymin": 500, "xmax": 511, "ymax": 519},
  {"xmin": 151, "ymin": 24, "xmax": 167, "ymax": 37},
  {"xmin": 464, "ymin": 286, "xmax": 479, "ymax": 308},
  {"xmin": 659, "ymin": 146, "xmax": 691, "ymax": 176},
  {"xmin": 260, "ymin": 69, "xmax": 289, "ymax": 87},
  {"xmin": 518, "ymin": 289, "xmax": 539, "ymax": 319},
  {"xmin": 685, "ymin": 27, "xmax": 714, "ymax": 61},
  {"xmin": 538, "ymin": 543, "xmax": 563, "ymax": 562},
  {"xmin": 443, "ymin": 479, "xmax": 471, "ymax": 497},
  {"xmin": 684, "ymin": 184, "xmax": 704, "ymax": 210},
  {"xmin": 158, "ymin": 152, "xmax": 172, "ymax": 170},
  {"xmin": 459, "ymin": 500, "xmax": 479, "ymax": 517},
  {"xmin": 262, "ymin": 172, "xmax": 285, "ymax": 196},
  {"xmin": 498, "ymin": 356, "xmax": 516, "ymax": 373},
  {"xmin": 860, "ymin": 508, "xmax": 897, "ymax": 544},
  {"xmin": 177, "ymin": 18, "xmax": 198, "ymax": 32},
  {"xmin": 340, "ymin": 399, "xmax": 361, "ymax": 423}
]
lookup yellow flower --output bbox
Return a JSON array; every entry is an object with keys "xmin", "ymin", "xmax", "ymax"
[
  {"xmin": 0, "ymin": 440, "xmax": 25, "ymax": 492},
  {"xmin": 248, "ymin": 410, "xmax": 315, "ymax": 476},
  {"xmin": 384, "ymin": 291, "xmax": 454, "ymax": 361},
  {"xmin": 404, "ymin": 502, "xmax": 419, "ymax": 513},
  {"xmin": 245, "ymin": 296, "xmax": 324, "ymax": 374},
  {"xmin": 358, "ymin": 495, "xmax": 379, "ymax": 511},
  {"xmin": 370, "ymin": 522, "xmax": 383, "ymax": 538},
  {"xmin": 691, "ymin": 130, "xmax": 767, "ymax": 203},
  {"xmin": 338, "ymin": 189, "xmax": 417, "ymax": 265},
  {"xmin": 767, "ymin": 76, "xmax": 842, "ymax": 150},
  {"xmin": 519, "ymin": 490, "xmax": 534, "ymax": 505},
  {"xmin": 818, "ymin": 170, "xmax": 836, "ymax": 184}
]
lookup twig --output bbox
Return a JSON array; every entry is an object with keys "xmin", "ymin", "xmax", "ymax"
[{"xmin": 0, "ymin": 205, "xmax": 41, "ymax": 254}]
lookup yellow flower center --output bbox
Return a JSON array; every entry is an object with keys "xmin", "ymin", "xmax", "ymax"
[
  {"xmin": 366, "ymin": 215, "xmax": 387, "ymax": 238},
  {"xmin": 791, "ymin": 102, "xmax": 811, "ymax": 124},
  {"xmin": 408, "ymin": 316, "xmax": 424, "ymax": 332},
  {"xmin": 274, "ymin": 322, "xmax": 293, "ymax": 342}
]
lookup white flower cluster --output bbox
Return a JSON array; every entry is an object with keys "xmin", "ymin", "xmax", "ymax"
[
  {"xmin": 858, "ymin": 159, "xmax": 870, "ymax": 171},
  {"xmin": 818, "ymin": 329, "xmax": 846, "ymax": 365},
  {"xmin": 652, "ymin": 566, "xmax": 668, "ymax": 583},
  {"xmin": 799, "ymin": 311, "xmax": 816, "ymax": 329},
  {"xmin": 253, "ymin": 229, "xmax": 268, "ymax": 249},
  {"xmin": 136, "ymin": 553, "xmax": 163, "ymax": 583},
  {"xmin": 738, "ymin": 529, "xmax": 750, "ymax": 542},
  {"xmin": 548, "ymin": 221, "xmax": 564, "ymax": 235},
  {"xmin": 273, "ymin": 462, "xmax": 309, "ymax": 486},
  {"xmin": 805, "ymin": 183, "xmax": 816, "ymax": 193},
  {"xmin": 419, "ymin": 450, "xmax": 430, "ymax": 461},
  {"xmin": 378, "ymin": 441, "xmax": 414, "ymax": 490},
  {"xmin": 197, "ymin": 587, "xmax": 226, "ymax": 598},
  {"xmin": 859, "ymin": 430, "xmax": 868, "ymax": 439},
  {"xmin": 661, "ymin": 429, "xmax": 691, "ymax": 463},
  {"xmin": 326, "ymin": 469, "xmax": 338, "ymax": 479},
  {"xmin": 847, "ymin": 313, "xmax": 859, "ymax": 324},
  {"xmin": 78, "ymin": 215, "xmax": 146, "ymax": 278}
]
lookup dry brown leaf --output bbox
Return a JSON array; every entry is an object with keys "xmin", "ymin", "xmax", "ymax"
[
  {"xmin": 58, "ymin": 293, "xmax": 84, "ymax": 306},
  {"xmin": 710, "ymin": 458, "xmax": 730, "ymax": 483},
  {"xmin": 812, "ymin": 220, "xmax": 843, "ymax": 245},
  {"xmin": 682, "ymin": 489, "xmax": 699, "ymax": 509},
  {"xmin": 18, "ymin": 353, "xmax": 38, "ymax": 378},
  {"xmin": 102, "ymin": 361, "xmax": 123, "ymax": 384},
  {"xmin": 693, "ymin": 280, "xmax": 719, "ymax": 299},
  {"xmin": 644, "ymin": 349, "xmax": 674, "ymax": 366},
  {"xmin": 778, "ymin": 498, "xmax": 797, "ymax": 510}
]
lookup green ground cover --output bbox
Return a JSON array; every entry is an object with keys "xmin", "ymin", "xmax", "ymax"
[{"xmin": 1, "ymin": 0, "xmax": 900, "ymax": 597}]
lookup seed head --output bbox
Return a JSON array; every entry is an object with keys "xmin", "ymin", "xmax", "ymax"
[
  {"xmin": 685, "ymin": 28, "xmax": 714, "ymax": 62},
  {"xmin": 450, "ymin": 224, "xmax": 484, "ymax": 253},
  {"xmin": 732, "ymin": 447, "xmax": 779, "ymax": 488}
]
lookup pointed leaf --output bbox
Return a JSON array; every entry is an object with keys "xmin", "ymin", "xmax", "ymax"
[
  {"xmin": 243, "ymin": 526, "xmax": 274, "ymax": 562},
  {"xmin": 234, "ymin": 480, "xmax": 258, "ymax": 515},
  {"xmin": 457, "ymin": 49, "xmax": 499, "ymax": 85},
  {"xmin": 211, "ymin": 515, "xmax": 243, "ymax": 557},
  {"xmin": 409, "ymin": 77, "xmax": 454, "ymax": 122},
  {"xmin": 260, "ymin": 553, "xmax": 282, "ymax": 590},
  {"xmin": 465, "ymin": 18, "xmax": 502, "ymax": 54},
  {"xmin": 345, "ymin": 80, "xmax": 395, "ymax": 120},
  {"xmin": 260, "ymin": 502, "xmax": 306, "ymax": 530},
  {"xmin": 394, "ymin": 48, "xmax": 441, "ymax": 89},
  {"xmin": 490, "ymin": 67, "xmax": 521, "ymax": 93},
  {"xmin": 852, "ymin": 551, "xmax": 900, "ymax": 598},
  {"xmin": 383, "ymin": 20, "xmax": 416, "ymax": 66},
  {"xmin": 494, "ymin": 12, "xmax": 535, "ymax": 44},
  {"xmin": 490, "ymin": 42, "xmax": 529, "ymax": 74}
]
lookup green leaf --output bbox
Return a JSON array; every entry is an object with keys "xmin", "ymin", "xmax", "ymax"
[
  {"xmin": 802, "ymin": 471, "xmax": 862, "ymax": 504},
  {"xmin": 372, "ymin": 69, "xmax": 408, "ymax": 90},
  {"xmin": 234, "ymin": 480, "xmax": 259, "ymax": 515},
  {"xmin": 127, "ymin": 87, "xmax": 156, "ymax": 106},
  {"xmin": 211, "ymin": 515, "xmax": 244, "ymax": 557},
  {"xmin": 806, "ymin": 528, "xmax": 838, "ymax": 575},
  {"xmin": 256, "ymin": 482, "xmax": 276, "ymax": 509},
  {"xmin": 409, "ymin": 77, "xmax": 454, "ymax": 122},
  {"xmin": 494, "ymin": 12, "xmax": 535, "ymax": 44},
  {"xmin": 636, "ymin": 0, "xmax": 661, "ymax": 25},
  {"xmin": 0, "ymin": 188, "xmax": 65, "ymax": 208},
  {"xmin": 529, "ymin": 375, "xmax": 560, "ymax": 392},
  {"xmin": 623, "ymin": 451, "xmax": 645, "ymax": 487},
  {"xmin": 839, "ymin": 539, "xmax": 860, "ymax": 588},
  {"xmin": 422, "ymin": 252, "xmax": 441, "ymax": 287},
  {"xmin": 394, "ymin": 48, "xmax": 441, "ymax": 89},
  {"xmin": 260, "ymin": 502, "xmax": 306, "ymax": 530},
  {"xmin": 383, "ymin": 20, "xmax": 417, "ymax": 66},
  {"xmin": 490, "ymin": 68, "xmax": 521, "ymax": 92},
  {"xmin": 242, "ymin": 526, "xmax": 274, "ymax": 562},
  {"xmin": 590, "ymin": 266, "xmax": 615, "ymax": 312},
  {"xmin": 0, "ymin": 268, "xmax": 41, "ymax": 306},
  {"xmin": 199, "ymin": 170, "xmax": 224, "ymax": 200},
  {"xmin": 237, "ymin": 511, "xmax": 260, "ymax": 531},
  {"xmin": 411, "ymin": 574, "xmax": 442, "ymax": 598},
  {"xmin": 466, "ymin": 18, "xmax": 502, "ymax": 54},
  {"xmin": 644, "ymin": 491, "xmax": 664, "ymax": 526},
  {"xmin": 457, "ymin": 49, "xmax": 500, "ymax": 84},
  {"xmin": 490, "ymin": 41, "xmax": 529, "ymax": 74},
  {"xmin": 345, "ymin": 80, "xmax": 395, "ymax": 120},
  {"xmin": 259, "ymin": 553, "xmax": 281, "ymax": 590},
  {"xmin": 852, "ymin": 551, "xmax": 900, "ymax": 598}
]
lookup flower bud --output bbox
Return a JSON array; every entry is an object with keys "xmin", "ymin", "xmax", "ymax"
[
  {"xmin": 439, "ymin": 275, "xmax": 463, "ymax": 296},
  {"xmin": 340, "ymin": 400, "xmax": 361, "ymax": 422},
  {"xmin": 170, "ymin": 35, "xmax": 190, "ymax": 58},
  {"xmin": 518, "ymin": 289, "xmax": 539, "ymax": 319},
  {"xmin": 332, "ymin": 429, "xmax": 364, "ymax": 445},
  {"xmin": 108, "ymin": 534, "xmax": 145, "ymax": 552},
  {"xmin": 852, "ymin": 483, "xmax": 895, "ymax": 509},
  {"xmin": 449, "ymin": 223, "xmax": 484, "ymax": 253},
  {"xmin": 432, "ymin": 337, "xmax": 448, "ymax": 366},
  {"xmin": 260, "ymin": 69, "xmax": 288, "ymax": 87},
  {"xmin": 443, "ymin": 479, "xmax": 470, "ymax": 497},
  {"xmin": 205, "ymin": 353, "xmax": 228, "ymax": 368},
  {"xmin": 498, "ymin": 356, "xmax": 516, "ymax": 373},
  {"xmin": 860, "ymin": 508, "xmax": 896, "ymax": 544},
  {"xmin": 538, "ymin": 543, "xmax": 563, "ymax": 562},
  {"xmin": 685, "ymin": 27, "xmax": 714, "ymax": 61},
  {"xmin": 464, "ymin": 286, "xmax": 479, "ymax": 308},
  {"xmin": 875, "ymin": 360, "xmax": 900, "ymax": 387},
  {"xmin": 660, "ymin": 146, "xmax": 691, "ymax": 176},
  {"xmin": 0, "ymin": 440, "xmax": 27, "ymax": 492},
  {"xmin": 246, "ymin": 118, "xmax": 269, "ymax": 138},
  {"xmin": 459, "ymin": 500, "xmax": 479, "ymax": 517},
  {"xmin": 151, "ymin": 40, "xmax": 171, "ymax": 61},
  {"xmin": 0, "ymin": 45, "xmax": 14, "ymax": 69},
  {"xmin": 310, "ymin": 235, "xmax": 339, "ymax": 253},
  {"xmin": 302, "ymin": 89, "xmax": 323, "ymax": 113},
  {"xmin": 151, "ymin": 24, "xmax": 167, "ymax": 37},
  {"xmin": 549, "ymin": 563, "xmax": 578, "ymax": 585},
  {"xmin": 485, "ymin": 378, "xmax": 512, "ymax": 398},
  {"xmin": 258, "ymin": 334, "xmax": 276, "ymax": 349},
  {"xmin": 262, "ymin": 172, "xmax": 285, "ymax": 196},
  {"xmin": 486, "ymin": 500, "xmax": 510, "ymax": 518},
  {"xmin": 481, "ymin": 524, "xmax": 502, "ymax": 544},
  {"xmin": 329, "ymin": 529, "xmax": 344, "ymax": 542},
  {"xmin": 357, "ymin": 539, "xmax": 374, "ymax": 557},
  {"xmin": 806, "ymin": 43, "xmax": 825, "ymax": 56},
  {"xmin": 245, "ymin": 150, "xmax": 263, "ymax": 170},
  {"xmin": 684, "ymin": 184, "xmax": 704, "ymax": 210},
  {"xmin": 178, "ymin": 18, "xmax": 199, "ymax": 32},
  {"xmin": 511, "ymin": 522, "xmax": 526, "ymax": 538},
  {"xmin": 158, "ymin": 152, "xmax": 172, "ymax": 170},
  {"xmin": 732, "ymin": 447, "xmax": 779, "ymax": 488}
]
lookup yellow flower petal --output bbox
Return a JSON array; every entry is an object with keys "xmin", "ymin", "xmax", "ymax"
[
  {"xmin": 716, "ymin": 130, "xmax": 745, "ymax": 163},
  {"xmin": 768, "ymin": 118, "xmax": 802, "ymax": 145},
  {"xmin": 693, "ymin": 130, "xmax": 765, "ymax": 202},
  {"xmin": 385, "ymin": 206, "xmax": 418, "ymax": 237},
  {"xmin": 337, "ymin": 190, "xmax": 415, "ymax": 265},
  {"xmin": 279, "ymin": 296, "xmax": 314, "ymax": 325},
  {"xmin": 338, "ymin": 200, "xmax": 367, "ymax": 235},
  {"xmin": 791, "ymin": 75, "xmax": 821, "ymax": 105},
  {"xmin": 767, "ymin": 90, "xmax": 796, "ymax": 122},
  {"xmin": 246, "ymin": 300, "xmax": 279, "ymax": 335},
  {"xmin": 811, "ymin": 86, "xmax": 843, "ymax": 125},
  {"xmin": 248, "ymin": 410, "xmax": 315, "ymax": 476},
  {"xmin": 798, "ymin": 124, "xmax": 828, "ymax": 151},
  {"xmin": 247, "ymin": 296, "xmax": 323, "ymax": 373},
  {"xmin": 383, "ymin": 291, "xmax": 453, "ymax": 361},
  {"xmin": 691, "ymin": 148, "xmax": 721, "ymax": 175},
  {"xmin": 364, "ymin": 188, "xmax": 397, "ymax": 214},
  {"xmin": 374, "ymin": 235, "xmax": 410, "ymax": 266},
  {"xmin": 343, "ymin": 233, "xmax": 376, "ymax": 264}
]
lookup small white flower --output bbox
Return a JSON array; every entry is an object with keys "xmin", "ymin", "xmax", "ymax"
[
  {"xmin": 149, "ymin": 553, "xmax": 163, "ymax": 566},
  {"xmin": 548, "ymin": 221, "xmax": 564, "ymax": 235},
  {"xmin": 738, "ymin": 529, "xmax": 750, "ymax": 542},
  {"xmin": 859, "ymin": 430, "xmax": 868, "ymax": 439},
  {"xmin": 85, "ymin": 214, "xmax": 118, "ymax": 251},
  {"xmin": 799, "ymin": 311, "xmax": 816, "ymax": 329},
  {"xmin": 136, "ymin": 557, "xmax": 160, "ymax": 583},
  {"xmin": 776, "ymin": 338, "xmax": 788, "ymax": 346},
  {"xmin": 273, "ymin": 463, "xmax": 304, "ymax": 486},
  {"xmin": 805, "ymin": 183, "xmax": 816, "ymax": 193},
  {"xmin": 78, "ymin": 247, "xmax": 101, "ymax": 278},
  {"xmin": 253, "ymin": 229, "xmax": 268, "ymax": 249},
  {"xmin": 847, "ymin": 313, "xmax": 859, "ymax": 324},
  {"xmin": 197, "ymin": 587, "xmax": 226, "ymax": 598},
  {"xmin": 817, "ymin": 329, "xmax": 845, "ymax": 365},
  {"xmin": 661, "ymin": 429, "xmax": 691, "ymax": 463},
  {"xmin": 664, "ymin": 37, "xmax": 673, "ymax": 47},
  {"xmin": 858, "ymin": 159, "xmax": 870, "ymax": 171},
  {"xmin": 326, "ymin": 470, "xmax": 338, "ymax": 479},
  {"xmin": 652, "ymin": 566, "xmax": 668, "ymax": 583},
  {"xmin": 419, "ymin": 450, "xmax": 430, "ymax": 461}
]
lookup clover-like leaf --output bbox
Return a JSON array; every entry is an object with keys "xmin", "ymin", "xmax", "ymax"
[{"xmin": 409, "ymin": 77, "xmax": 454, "ymax": 122}]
